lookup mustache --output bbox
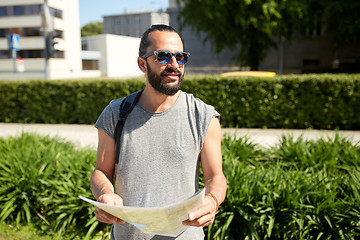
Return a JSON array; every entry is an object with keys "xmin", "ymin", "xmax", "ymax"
[{"xmin": 161, "ymin": 68, "xmax": 182, "ymax": 76}]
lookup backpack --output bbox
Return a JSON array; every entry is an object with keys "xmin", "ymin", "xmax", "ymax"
[{"xmin": 114, "ymin": 90, "xmax": 144, "ymax": 164}]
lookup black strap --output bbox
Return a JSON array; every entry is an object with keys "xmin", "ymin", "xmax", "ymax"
[{"xmin": 114, "ymin": 90, "xmax": 143, "ymax": 164}]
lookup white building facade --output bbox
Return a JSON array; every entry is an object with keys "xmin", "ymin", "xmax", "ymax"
[
  {"xmin": 0, "ymin": 0, "xmax": 82, "ymax": 80},
  {"xmin": 0, "ymin": 0, "xmax": 145, "ymax": 80},
  {"xmin": 81, "ymin": 34, "xmax": 143, "ymax": 79}
]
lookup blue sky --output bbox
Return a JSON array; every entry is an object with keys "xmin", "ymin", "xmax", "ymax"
[{"xmin": 79, "ymin": 0, "xmax": 169, "ymax": 27}]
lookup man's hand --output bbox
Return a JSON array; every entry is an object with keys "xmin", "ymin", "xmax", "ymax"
[
  {"xmin": 182, "ymin": 194, "xmax": 218, "ymax": 227},
  {"xmin": 94, "ymin": 193, "xmax": 125, "ymax": 224}
]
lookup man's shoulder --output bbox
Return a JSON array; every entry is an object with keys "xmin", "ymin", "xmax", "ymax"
[
  {"xmin": 109, "ymin": 90, "xmax": 143, "ymax": 109},
  {"xmin": 108, "ymin": 96, "xmax": 126, "ymax": 110},
  {"xmin": 181, "ymin": 91, "xmax": 213, "ymax": 108}
]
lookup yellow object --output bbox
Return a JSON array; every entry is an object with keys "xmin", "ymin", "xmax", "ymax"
[{"xmin": 220, "ymin": 71, "xmax": 276, "ymax": 77}]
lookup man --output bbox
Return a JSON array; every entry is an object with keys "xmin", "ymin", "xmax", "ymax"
[{"xmin": 91, "ymin": 24, "xmax": 227, "ymax": 239}]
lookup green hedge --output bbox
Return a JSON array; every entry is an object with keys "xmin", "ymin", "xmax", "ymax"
[
  {"xmin": 0, "ymin": 74, "xmax": 359, "ymax": 129},
  {"xmin": 0, "ymin": 78, "xmax": 145, "ymax": 124}
]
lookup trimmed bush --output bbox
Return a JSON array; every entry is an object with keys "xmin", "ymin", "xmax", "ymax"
[
  {"xmin": 0, "ymin": 74, "xmax": 359, "ymax": 129},
  {"xmin": 181, "ymin": 74, "xmax": 360, "ymax": 129}
]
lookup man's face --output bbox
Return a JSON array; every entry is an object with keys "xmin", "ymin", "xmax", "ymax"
[
  {"xmin": 143, "ymin": 31, "xmax": 186, "ymax": 96},
  {"xmin": 146, "ymin": 60, "xmax": 184, "ymax": 96}
]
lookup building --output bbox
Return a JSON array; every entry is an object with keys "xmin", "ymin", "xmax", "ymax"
[
  {"xmin": 104, "ymin": 11, "xmax": 169, "ymax": 38},
  {"xmin": 103, "ymin": 6, "xmax": 239, "ymax": 74},
  {"xmin": 0, "ymin": 0, "xmax": 83, "ymax": 80},
  {"xmin": 2, "ymin": 0, "xmax": 357, "ymax": 80},
  {"xmin": 260, "ymin": 32, "xmax": 360, "ymax": 74},
  {"xmin": 168, "ymin": 0, "xmax": 360, "ymax": 74},
  {"xmin": 0, "ymin": 0, "xmax": 144, "ymax": 80},
  {"xmin": 167, "ymin": 1, "xmax": 239, "ymax": 74},
  {"xmin": 81, "ymin": 34, "xmax": 143, "ymax": 79}
]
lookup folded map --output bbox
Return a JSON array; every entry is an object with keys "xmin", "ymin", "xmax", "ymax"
[{"xmin": 79, "ymin": 188, "xmax": 205, "ymax": 237}]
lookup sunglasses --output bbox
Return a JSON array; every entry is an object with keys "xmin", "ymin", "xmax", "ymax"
[{"xmin": 142, "ymin": 51, "xmax": 190, "ymax": 65}]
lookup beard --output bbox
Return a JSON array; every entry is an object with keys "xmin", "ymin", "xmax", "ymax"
[{"xmin": 146, "ymin": 62, "xmax": 184, "ymax": 96}]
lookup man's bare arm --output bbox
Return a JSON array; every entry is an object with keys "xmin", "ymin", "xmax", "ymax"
[
  {"xmin": 91, "ymin": 129, "xmax": 125, "ymax": 224},
  {"xmin": 183, "ymin": 117, "xmax": 227, "ymax": 227}
]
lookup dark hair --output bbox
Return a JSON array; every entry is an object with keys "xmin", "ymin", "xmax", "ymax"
[{"xmin": 139, "ymin": 24, "xmax": 183, "ymax": 57}]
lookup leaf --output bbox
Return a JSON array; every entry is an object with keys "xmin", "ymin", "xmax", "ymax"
[{"xmin": 267, "ymin": 216, "xmax": 275, "ymax": 237}]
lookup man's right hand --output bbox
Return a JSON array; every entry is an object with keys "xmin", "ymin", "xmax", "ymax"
[{"xmin": 94, "ymin": 193, "xmax": 125, "ymax": 224}]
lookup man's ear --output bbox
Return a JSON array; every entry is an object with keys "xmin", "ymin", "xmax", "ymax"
[{"xmin": 137, "ymin": 57, "xmax": 147, "ymax": 73}]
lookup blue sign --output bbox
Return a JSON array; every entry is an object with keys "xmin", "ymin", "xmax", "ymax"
[{"xmin": 8, "ymin": 34, "xmax": 20, "ymax": 50}]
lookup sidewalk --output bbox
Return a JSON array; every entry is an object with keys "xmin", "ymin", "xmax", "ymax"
[{"xmin": 0, "ymin": 123, "xmax": 359, "ymax": 149}]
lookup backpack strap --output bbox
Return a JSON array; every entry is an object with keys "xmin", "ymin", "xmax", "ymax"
[{"xmin": 114, "ymin": 90, "xmax": 143, "ymax": 164}]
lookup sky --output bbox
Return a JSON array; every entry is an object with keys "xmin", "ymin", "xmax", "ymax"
[{"xmin": 79, "ymin": 0, "xmax": 169, "ymax": 27}]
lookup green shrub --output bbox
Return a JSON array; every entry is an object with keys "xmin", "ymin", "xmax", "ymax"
[
  {"xmin": 1, "ymin": 133, "xmax": 360, "ymax": 239},
  {"xmin": 181, "ymin": 74, "xmax": 360, "ymax": 129},
  {"xmin": 0, "ymin": 133, "xmax": 110, "ymax": 239},
  {"xmin": 206, "ymin": 134, "xmax": 360, "ymax": 239},
  {"xmin": 0, "ymin": 78, "xmax": 145, "ymax": 124},
  {"xmin": 0, "ymin": 74, "xmax": 359, "ymax": 129}
]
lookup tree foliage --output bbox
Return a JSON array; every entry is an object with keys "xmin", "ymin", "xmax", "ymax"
[
  {"xmin": 179, "ymin": 0, "xmax": 360, "ymax": 70},
  {"xmin": 81, "ymin": 21, "xmax": 103, "ymax": 37},
  {"xmin": 299, "ymin": 0, "xmax": 360, "ymax": 48}
]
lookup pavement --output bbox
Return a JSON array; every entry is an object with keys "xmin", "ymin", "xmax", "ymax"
[{"xmin": 1, "ymin": 123, "xmax": 360, "ymax": 149}]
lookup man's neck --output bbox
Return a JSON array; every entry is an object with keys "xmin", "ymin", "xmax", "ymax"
[{"xmin": 138, "ymin": 87, "xmax": 181, "ymax": 113}]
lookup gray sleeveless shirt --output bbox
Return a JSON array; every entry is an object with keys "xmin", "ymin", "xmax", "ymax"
[{"xmin": 95, "ymin": 91, "xmax": 220, "ymax": 240}]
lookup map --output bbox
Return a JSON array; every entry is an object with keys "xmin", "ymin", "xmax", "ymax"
[{"xmin": 79, "ymin": 189, "xmax": 205, "ymax": 237}]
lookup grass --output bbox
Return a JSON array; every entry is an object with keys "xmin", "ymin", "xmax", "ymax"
[
  {"xmin": 0, "ymin": 221, "xmax": 63, "ymax": 240},
  {"xmin": 0, "ymin": 221, "xmax": 108, "ymax": 240},
  {"xmin": 1, "ymin": 132, "xmax": 360, "ymax": 239}
]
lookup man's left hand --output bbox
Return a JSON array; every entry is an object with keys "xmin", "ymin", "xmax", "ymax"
[{"xmin": 182, "ymin": 195, "xmax": 218, "ymax": 227}]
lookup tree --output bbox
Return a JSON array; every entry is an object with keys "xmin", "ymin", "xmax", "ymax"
[
  {"xmin": 178, "ymin": 0, "xmax": 360, "ymax": 70},
  {"xmin": 179, "ymin": 0, "xmax": 305, "ymax": 70},
  {"xmin": 298, "ymin": 0, "xmax": 360, "ymax": 49},
  {"xmin": 81, "ymin": 21, "xmax": 103, "ymax": 37}
]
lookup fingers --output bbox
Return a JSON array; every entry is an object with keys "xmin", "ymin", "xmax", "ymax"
[
  {"xmin": 98, "ymin": 193, "xmax": 123, "ymax": 206},
  {"xmin": 94, "ymin": 207, "xmax": 125, "ymax": 224},
  {"xmin": 182, "ymin": 196, "xmax": 217, "ymax": 227},
  {"xmin": 95, "ymin": 193, "xmax": 125, "ymax": 224},
  {"xmin": 183, "ymin": 211, "xmax": 215, "ymax": 227}
]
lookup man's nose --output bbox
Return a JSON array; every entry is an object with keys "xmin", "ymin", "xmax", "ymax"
[{"xmin": 168, "ymin": 56, "xmax": 180, "ymax": 69}]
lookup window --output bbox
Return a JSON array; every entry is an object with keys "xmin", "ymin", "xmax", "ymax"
[
  {"xmin": 0, "ymin": 27, "xmax": 42, "ymax": 37},
  {"xmin": 52, "ymin": 51, "xmax": 64, "ymax": 58},
  {"xmin": 0, "ymin": 7, "xmax": 5, "ymax": 17},
  {"xmin": 306, "ymin": 20, "xmax": 324, "ymax": 37},
  {"xmin": 302, "ymin": 59, "xmax": 320, "ymax": 73},
  {"xmin": 0, "ymin": 5, "xmax": 41, "ymax": 17},
  {"xmin": 14, "ymin": 6, "xmax": 22, "ymax": 16},
  {"xmin": 303, "ymin": 59, "xmax": 320, "ymax": 67},
  {"xmin": 81, "ymin": 40, "xmax": 88, "ymax": 50},
  {"xmin": 50, "ymin": 7, "xmax": 63, "ymax": 19},
  {"xmin": 0, "ymin": 29, "xmax": 9, "ymax": 38},
  {"xmin": 134, "ymin": 16, "xmax": 140, "ymax": 24},
  {"xmin": 23, "ymin": 27, "xmax": 41, "ymax": 37},
  {"xmin": 0, "ymin": 49, "xmax": 64, "ymax": 59},
  {"xmin": 54, "ymin": 30, "xmax": 64, "ymax": 39},
  {"xmin": 82, "ymin": 60, "xmax": 99, "ymax": 70},
  {"xmin": 18, "ymin": 50, "xmax": 43, "ymax": 58},
  {"xmin": 25, "ymin": 5, "xmax": 41, "ymax": 15},
  {"xmin": 114, "ymin": 18, "xmax": 121, "ymax": 26},
  {"xmin": 0, "ymin": 50, "xmax": 10, "ymax": 59}
]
